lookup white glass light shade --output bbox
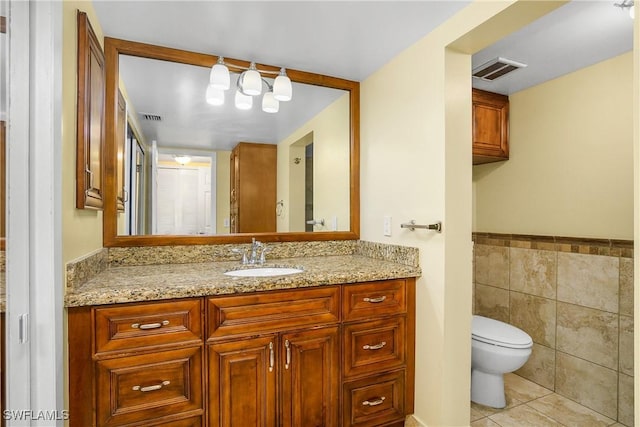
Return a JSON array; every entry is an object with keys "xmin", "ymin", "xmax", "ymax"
[
  {"xmin": 205, "ymin": 84, "xmax": 225, "ymax": 106},
  {"xmin": 262, "ymin": 91, "xmax": 279, "ymax": 113},
  {"xmin": 242, "ymin": 65, "xmax": 262, "ymax": 96},
  {"xmin": 235, "ymin": 90, "xmax": 253, "ymax": 110},
  {"xmin": 210, "ymin": 59, "xmax": 230, "ymax": 90},
  {"xmin": 273, "ymin": 71, "xmax": 292, "ymax": 101}
]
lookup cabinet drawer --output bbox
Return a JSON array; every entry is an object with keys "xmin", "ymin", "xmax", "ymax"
[
  {"xmin": 343, "ymin": 370, "xmax": 405, "ymax": 427},
  {"xmin": 343, "ymin": 280, "xmax": 406, "ymax": 321},
  {"xmin": 344, "ymin": 317, "xmax": 406, "ymax": 378},
  {"xmin": 94, "ymin": 299, "xmax": 202, "ymax": 355},
  {"xmin": 207, "ymin": 286, "xmax": 339, "ymax": 340},
  {"xmin": 96, "ymin": 347, "xmax": 203, "ymax": 427}
]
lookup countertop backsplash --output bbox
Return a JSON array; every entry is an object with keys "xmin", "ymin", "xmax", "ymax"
[{"xmin": 65, "ymin": 240, "xmax": 420, "ymax": 294}]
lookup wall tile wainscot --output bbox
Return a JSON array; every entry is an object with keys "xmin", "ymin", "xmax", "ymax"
[{"xmin": 472, "ymin": 233, "xmax": 633, "ymax": 427}]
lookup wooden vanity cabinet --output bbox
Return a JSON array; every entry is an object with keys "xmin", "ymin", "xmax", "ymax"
[
  {"xmin": 472, "ymin": 88, "xmax": 509, "ymax": 165},
  {"xmin": 207, "ymin": 286, "xmax": 340, "ymax": 427},
  {"xmin": 229, "ymin": 142, "xmax": 277, "ymax": 233},
  {"xmin": 68, "ymin": 278, "xmax": 415, "ymax": 427},
  {"xmin": 68, "ymin": 299, "xmax": 205, "ymax": 427},
  {"xmin": 342, "ymin": 279, "xmax": 414, "ymax": 427}
]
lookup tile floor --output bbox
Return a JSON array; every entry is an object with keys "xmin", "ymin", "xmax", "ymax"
[{"xmin": 470, "ymin": 373, "xmax": 626, "ymax": 427}]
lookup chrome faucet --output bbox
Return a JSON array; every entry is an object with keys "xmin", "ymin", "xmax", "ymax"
[
  {"xmin": 249, "ymin": 238, "xmax": 261, "ymax": 264},
  {"xmin": 232, "ymin": 238, "xmax": 269, "ymax": 265}
]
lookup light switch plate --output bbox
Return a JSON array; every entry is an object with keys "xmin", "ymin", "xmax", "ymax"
[{"xmin": 383, "ymin": 216, "xmax": 392, "ymax": 237}]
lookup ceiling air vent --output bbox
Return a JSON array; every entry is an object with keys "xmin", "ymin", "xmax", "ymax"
[
  {"xmin": 473, "ymin": 57, "xmax": 527, "ymax": 81},
  {"xmin": 140, "ymin": 113, "xmax": 162, "ymax": 121}
]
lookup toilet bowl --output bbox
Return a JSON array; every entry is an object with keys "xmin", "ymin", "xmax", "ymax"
[{"xmin": 471, "ymin": 315, "xmax": 533, "ymax": 408}]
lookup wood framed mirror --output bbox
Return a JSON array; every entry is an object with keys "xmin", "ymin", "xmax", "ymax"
[{"xmin": 103, "ymin": 38, "xmax": 359, "ymax": 246}]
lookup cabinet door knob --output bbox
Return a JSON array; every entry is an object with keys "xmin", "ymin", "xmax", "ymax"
[
  {"xmin": 362, "ymin": 341, "xmax": 386, "ymax": 351},
  {"xmin": 363, "ymin": 296, "xmax": 386, "ymax": 303},
  {"xmin": 132, "ymin": 380, "xmax": 170, "ymax": 392},
  {"xmin": 362, "ymin": 396, "xmax": 386, "ymax": 406}
]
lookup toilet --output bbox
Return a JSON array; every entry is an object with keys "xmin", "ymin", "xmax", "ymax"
[{"xmin": 471, "ymin": 315, "xmax": 533, "ymax": 408}]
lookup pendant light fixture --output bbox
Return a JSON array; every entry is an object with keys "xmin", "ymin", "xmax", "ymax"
[
  {"xmin": 273, "ymin": 68, "xmax": 292, "ymax": 101},
  {"xmin": 210, "ymin": 57, "xmax": 230, "ymax": 90},
  {"xmin": 205, "ymin": 57, "xmax": 293, "ymax": 113}
]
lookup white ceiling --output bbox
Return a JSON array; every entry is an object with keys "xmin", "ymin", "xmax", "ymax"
[{"xmin": 92, "ymin": 0, "xmax": 634, "ymax": 152}]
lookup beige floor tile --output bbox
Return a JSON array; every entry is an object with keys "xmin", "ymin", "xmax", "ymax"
[
  {"xmin": 470, "ymin": 418, "xmax": 501, "ymax": 427},
  {"xmin": 489, "ymin": 405, "xmax": 563, "ymax": 427},
  {"xmin": 471, "ymin": 393, "xmax": 524, "ymax": 418},
  {"xmin": 504, "ymin": 373, "xmax": 553, "ymax": 403},
  {"xmin": 470, "ymin": 406, "xmax": 485, "ymax": 422},
  {"xmin": 527, "ymin": 393, "xmax": 615, "ymax": 426}
]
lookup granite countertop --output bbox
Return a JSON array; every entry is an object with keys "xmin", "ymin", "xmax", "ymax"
[{"xmin": 64, "ymin": 254, "xmax": 422, "ymax": 307}]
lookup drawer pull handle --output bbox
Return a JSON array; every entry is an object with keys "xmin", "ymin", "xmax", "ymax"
[
  {"xmin": 363, "ymin": 341, "xmax": 386, "ymax": 350},
  {"xmin": 132, "ymin": 380, "xmax": 170, "ymax": 392},
  {"xmin": 269, "ymin": 342, "xmax": 274, "ymax": 372},
  {"xmin": 362, "ymin": 396, "xmax": 386, "ymax": 406},
  {"xmin": 363, "ymin": 296, "xmax": 386, "ymax": 303},
  {"xmin": 131, "ymin": 320, "xmax": 170, "ymax": 330},
  {"xmin": 284, "ymin": 339, "xmax": 291, "ymax": 370}
]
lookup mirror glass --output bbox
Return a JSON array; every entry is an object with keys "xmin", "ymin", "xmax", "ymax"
[{"xmin": 113, "ymin": 50, "xmax": 354, "ymax": 239}]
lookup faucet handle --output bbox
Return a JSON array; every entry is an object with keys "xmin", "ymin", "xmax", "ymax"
[
  {"xmin": 259, "ymin": 245, "xmax": 272, "ymax": 264},
  {"xmin": 231, "ymin": 248, "xmax": 248, "ymax": 265}
]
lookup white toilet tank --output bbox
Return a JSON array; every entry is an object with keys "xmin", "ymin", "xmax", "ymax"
[{"xmin": 472, "ymin": 315, "xmax": 532, "ymax": 349}]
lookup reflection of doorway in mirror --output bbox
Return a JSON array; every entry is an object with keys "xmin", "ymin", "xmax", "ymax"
[
  {"xmin": 153, "ymin": 152, "xmax": 216, "ymax": 235},
  {"xmin": 289, "ymin": 132, "xmax": 313, "ymax": 232},
  {"xmin": 304, "ymin": 143, "xmax": 314, "ymax": 232}
]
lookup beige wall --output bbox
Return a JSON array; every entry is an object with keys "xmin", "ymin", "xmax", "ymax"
[
  {"xmin": 62, "ymin": 1, "xmax": 104, "ymax": 264},
  {"xmin": 474, "ymin": 52, "xmax": 634, "ymax": 240},
  {"xmin": 359, "ymin": 1, "xmax": 567, "ymax": 425},
  {"xmin": 277, "ymin": 93, "xmax": 350, "ymax": 232}
]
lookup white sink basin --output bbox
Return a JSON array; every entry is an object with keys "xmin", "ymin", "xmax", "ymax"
[{"xmin": 224, "ymin": 267, "xmax": 304, "ymax": 277}]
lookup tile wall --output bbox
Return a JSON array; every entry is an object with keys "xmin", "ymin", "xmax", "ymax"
[{"xmin": 472, "ymin": 233, "xmax": 634, "ymax": 426}]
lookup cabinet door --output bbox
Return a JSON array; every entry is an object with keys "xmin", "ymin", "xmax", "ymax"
[
  {"xmin": 208, "ymin": 335, "xmax": 277, "ymax": 427},
  {"xmin": 280, "ymin": 327, "xmax": 339, "ymax": 427},
  {"xmin": 472, "ymin": 88, "xmax": 509, "ymax": 164}
]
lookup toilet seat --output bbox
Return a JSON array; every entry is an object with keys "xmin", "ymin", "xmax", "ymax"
[{"xmin": 472, "ymin": 315, "xmax": 532, "ymax": 349}]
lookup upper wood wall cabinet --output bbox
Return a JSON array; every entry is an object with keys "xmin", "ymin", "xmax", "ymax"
[
  {"xmin": 472, "ymin": 88, "xmax": 509, "ymax": 165},
  {"xmin": 76, "ymin": 11, "xmax": 105, "ymax": 209}
]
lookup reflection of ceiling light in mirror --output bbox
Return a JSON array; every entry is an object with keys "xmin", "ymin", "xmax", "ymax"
[
  {"xmin": 206, "ymin": 57, "xmax": 292, "ymax": 113},
  {"xmin": 205, "ymin": 84, "xmax": 225, "ymax": 106},
  {"xmin": 174, "ymin": 155, "xmax": 191, "ymax": 166}
]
